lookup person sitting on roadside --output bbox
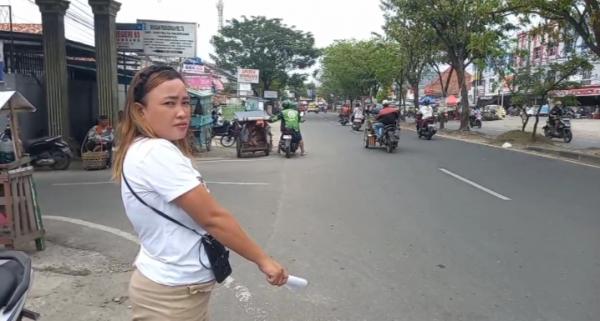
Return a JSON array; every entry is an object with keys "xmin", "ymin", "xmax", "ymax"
[
  {"xmin": 86, "ymin": 115, "xmax": 114, "ymax": 153},
  {"xmin": 372, "ymin": 101, "xmax": 400, "ymax": 140},
  {"xmin": 269, "ymin": 101, "xmax": 306, "ymax": 156}
]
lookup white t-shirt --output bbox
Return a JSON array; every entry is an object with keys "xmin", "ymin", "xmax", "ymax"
[
  {"xmin": 419, "ymin": 105, "xmax": 433, "ymax": 118},
  {"xmin": 121, "ymin": 138, "xmax": 214, "ymax": 286}
]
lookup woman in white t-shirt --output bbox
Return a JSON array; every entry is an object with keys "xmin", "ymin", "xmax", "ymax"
[{"xmin": 113, "ymin": 65, "xmax": 288, "ymax": 321}]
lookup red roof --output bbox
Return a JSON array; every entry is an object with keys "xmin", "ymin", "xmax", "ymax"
[
  {"xmin": 424, "ymin": 67, "xmax": 473, "ymax": 97},
  {"xmin": 0, "ymin": 23, "xmax": 43, "ymax": 34}
]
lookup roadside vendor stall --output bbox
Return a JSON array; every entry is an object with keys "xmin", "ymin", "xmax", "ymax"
[
  {"xmin": 0, "ymin": 91, "xmax": 45, "ymax": 250},
  {"xmin": 188, "ymin": 89, "xmax": 214, "ymax": 152},
  {"xmin": 234, "ymin": 111, "xmax": 272, "ymax": 158}
]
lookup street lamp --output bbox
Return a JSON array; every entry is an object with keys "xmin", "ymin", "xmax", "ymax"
[{"xmin": 0, "ymin": 5, "xmax": 14, "ymax": 74}]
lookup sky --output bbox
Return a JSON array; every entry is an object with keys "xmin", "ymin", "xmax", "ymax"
[{"xmin": 2, "ymin": 0, "xmax": 385, "ymax": 63}]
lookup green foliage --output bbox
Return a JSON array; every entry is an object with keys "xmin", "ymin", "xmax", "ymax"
[
  {"xmin": 510, "ymin": 0, "xmax": 600, "ymax": 58},
  {"xmin": 382, "ymin": 0, "xmax": 514, "ymax": 129},
  {"xmin": 211, "ymin": 16, "xmax": 320, "ymax": 93}
]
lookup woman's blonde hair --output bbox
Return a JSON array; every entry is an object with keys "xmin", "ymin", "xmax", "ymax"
[{"xmin": 112, "ymin": 65, "xmax": 192, "ymax": 181}]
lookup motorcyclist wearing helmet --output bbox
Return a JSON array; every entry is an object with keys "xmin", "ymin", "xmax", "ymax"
[
  {"xmin": 269, "ymin": 101, "xmax": 306, "ymax": 156},
  {"xmin": 416, "ymin": 102, "xmax": 434, "ymax": 131}
]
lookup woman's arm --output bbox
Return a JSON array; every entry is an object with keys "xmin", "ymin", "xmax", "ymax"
[{"xmin": 174, "ymin": 185, "xmax": 288, "ymax": 285}]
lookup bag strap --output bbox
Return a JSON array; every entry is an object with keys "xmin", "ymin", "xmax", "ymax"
[
  {"xmin": 122, "ymin": 173, "xmax": 202, "ymax": 237},
  {"xmin": 122, "ymin": 173, "xmax": 212, "ymax": 269}
]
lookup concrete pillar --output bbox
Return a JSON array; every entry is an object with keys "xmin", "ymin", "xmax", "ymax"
[
  {"xmin": 89, "ymin": 0, "xmax": 121, "ymax": 127},
  {"xmin": 35, "ymin": 0, "xmax": 70, "ymax": 138}
]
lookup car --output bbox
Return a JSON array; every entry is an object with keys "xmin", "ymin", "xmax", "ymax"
[
  {"xmin": 307, "ymin": 102, "xmax": 319, "ymax": 113},
  {"xmin": 526, "ymin": 105, "xmax": 549, "ymax": 116},
  {"xmin": 482, "ymin": 104, "xmax": 507, "ymax": 120}
]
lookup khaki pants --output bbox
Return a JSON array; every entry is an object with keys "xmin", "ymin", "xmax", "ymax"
[{"xmin": 129, "ymin": 269, "xmax": 215, "ymax": 321}]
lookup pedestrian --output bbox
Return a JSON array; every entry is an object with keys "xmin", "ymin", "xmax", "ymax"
[{"xmin": 112, "ymin": 65, "xmax": 288, "ymax": 321}]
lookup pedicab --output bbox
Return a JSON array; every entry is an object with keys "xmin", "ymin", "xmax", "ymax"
[
  {"xmin": 234, "ymin": 111, "xmax": 272, "ymax": 158},
  {"xmin": 188, "ymin": 89, "xmax": 214, "ymax": 152}
]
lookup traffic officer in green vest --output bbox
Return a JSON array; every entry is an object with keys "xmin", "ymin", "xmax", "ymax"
[{"xmin": 269, "ymin": 100, "xmax": 306, "ymax": 156}]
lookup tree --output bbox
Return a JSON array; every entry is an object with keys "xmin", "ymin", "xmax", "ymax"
[
  {"xmin": 211, "ymin": 16, "xmax": 320, "ymax": 95},
  {"xmin": 511, "ymin": 0, "xmax": 600, "ymax": 58},
  {"xmin": 383, "ymin": 6, "xmax": 438, "ymax": 111},
  {"xmin": 319, "ymin": 40, "xmax": 380, "ymax": 105},
  {"xmin": 383, "ymin": 0, "xmax": 514, "ymax": 130}
]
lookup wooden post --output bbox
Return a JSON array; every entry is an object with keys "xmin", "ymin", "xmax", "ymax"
[{"xmin": 8, "ymin": 100, "xmax": 22, "ymax": 159}]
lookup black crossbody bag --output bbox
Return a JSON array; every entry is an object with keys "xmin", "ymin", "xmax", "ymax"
[{"xmin": 123, "ymin": 174, "xmax": 232, "ymax": 283}]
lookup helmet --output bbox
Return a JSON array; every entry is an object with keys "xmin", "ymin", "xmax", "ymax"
[{"xmin": 282, "ymin": 100, "xmax": 297, "ymax": 110}]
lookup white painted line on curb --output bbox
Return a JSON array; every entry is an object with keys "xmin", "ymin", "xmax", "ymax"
[
  {"xmin": 439, "ymin": 168, "xmax": 512, "ymax": 201},
  {"xmin": 44, "ymin": 215, "xmax": 139, "ymax": 244}
]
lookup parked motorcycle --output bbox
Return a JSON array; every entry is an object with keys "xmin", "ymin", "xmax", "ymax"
[
  {"xmin": 416, "ymin": 115, "xmax": 437, "ymax": 140},
  {"xmin": 278, "ymin": 129, "xmax": 299, "ymax": 158},
  {"xmin": 213, "ymin": 120, "xmax": 240, "ymax": 147},
  {"xmin": 1, "ymin": 127, "xmax": 72, "ymax": 170},
  {"xmin": 543, "ymin": 117, "xmax": 573, "ymax": 143},
  {"xmin": 0, "ymin": 251, "xmax": 39, "ymax": 321},
  {"xmin": 469, "ymin": 114, "xmax": 482, "ymax": 128}
]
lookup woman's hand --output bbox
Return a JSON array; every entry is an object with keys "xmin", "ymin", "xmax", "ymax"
[{"xmin": 257, "ymin": 257, "xmax": 288, "ymax": 286}]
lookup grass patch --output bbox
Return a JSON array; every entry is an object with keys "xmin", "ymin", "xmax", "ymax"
[
  {"xmin": 221, "ymin": 105, "xmax": 245, "ymax": 121},
  {"xmin": 493, "ymin": 130, "xmax": 553, "ymax": 146}
]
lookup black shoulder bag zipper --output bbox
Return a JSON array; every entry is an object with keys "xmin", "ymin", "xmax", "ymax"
[{"xmin": 122, "ymin": 174, "xmax": 232, "ymax": 283}]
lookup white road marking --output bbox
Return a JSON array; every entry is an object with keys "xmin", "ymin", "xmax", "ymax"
[
  {"xmin": 206, "ymin": 181, "xmax": 269, "ymax": 186},
  {"xmin": 52, "ymin": 181, "xmax": 113, "ymax": 186},
  {"xmin": 44, "ymin": 216, "xmax": 261, "ymax": 315},
  {"xmin": 44, "ymin": 215, "xmax": 139, "ymax": 244},
  {"xmin": 196, "ymin": 158, "xmax": 277, "ymax": 164},
  {"xmin": 439, "ymin": 168, "xmax": 512, "ymax": 201}
]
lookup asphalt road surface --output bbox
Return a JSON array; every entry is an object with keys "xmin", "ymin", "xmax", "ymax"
[{"xmin": 34, "ymin": 113, "xmax": 600, "ymax": 321}]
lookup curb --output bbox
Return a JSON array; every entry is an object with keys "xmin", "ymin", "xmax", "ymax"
[
  {"xmin": 525, "ymin": 146, "xmax": 600, "ymax": 165},
  {"xmin": 399, "ymin": 123, "xmax": 600, "ymax": 168}
]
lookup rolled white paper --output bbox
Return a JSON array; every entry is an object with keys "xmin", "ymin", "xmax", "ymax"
[{"xmin": 285, "ymin": 275, "xmax": 308, "ymax": 290}]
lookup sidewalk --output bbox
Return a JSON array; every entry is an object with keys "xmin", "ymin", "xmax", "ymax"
[
  {"xmin": 442, "ymin": 116, "xmax": 600, "ymax": 150},
  {"xmin": 401, "ymin": 119, "xmax": 600, "ymax": 166},
  {"xmin": 25, "ymin": 241, "xmax": 131, "ymax": 321}
]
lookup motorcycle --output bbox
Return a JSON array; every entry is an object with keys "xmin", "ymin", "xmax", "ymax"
[
  {"xmin": 379, "ymin": 124, "xmax": 400, "ymax": 153},
  {"xmin": 351, "ymin": 115, "xmax": 364, "ymax": 131},
  {"xmin": 543, "ymin": 117, "xmax": 573, "ymax": 143},
  {"xmin": 1, "ymin": 127, "xmax": 72, "ymax": 170},
  {"xmin": 213, "ymin": 120, "xmax": 240, "ymax": 147},
  {"xmin": 416, "ymin": 115, "xmax": 437, "ymax": 140},
  {"xmin": 0, "ymin": 251, "xmax": 39, "ymax": 321},
  {"xmin": 469, "ymin": 114, "xmax": 482, "ymax": 128},
  {"xmin": 278, "ymin": 129, "xmax": 299, "ymax": 158},
  {"xmin": 338, "ymin": 114, "xmax": 350, "ymax": 126}
]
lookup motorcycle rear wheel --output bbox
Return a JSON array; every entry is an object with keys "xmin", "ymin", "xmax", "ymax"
[
  {"xmin": 563, "ymin": 129, "xmax": 573, "ymax": 143},
  {"xmin": 51, "ymin": 150, "xmax": 71, "ymax": 170},
  {"xmin": 220, "ymin": 135, "xmax": 236, "ymax": 147},
  {"xmin": 285, "ymin": 145, "xmax": 292, "ymax": 158}
]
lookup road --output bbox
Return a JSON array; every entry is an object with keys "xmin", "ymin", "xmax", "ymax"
[{"xmin": 33, "ymin": 113, "xmax": 600, "ymax": 321}]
